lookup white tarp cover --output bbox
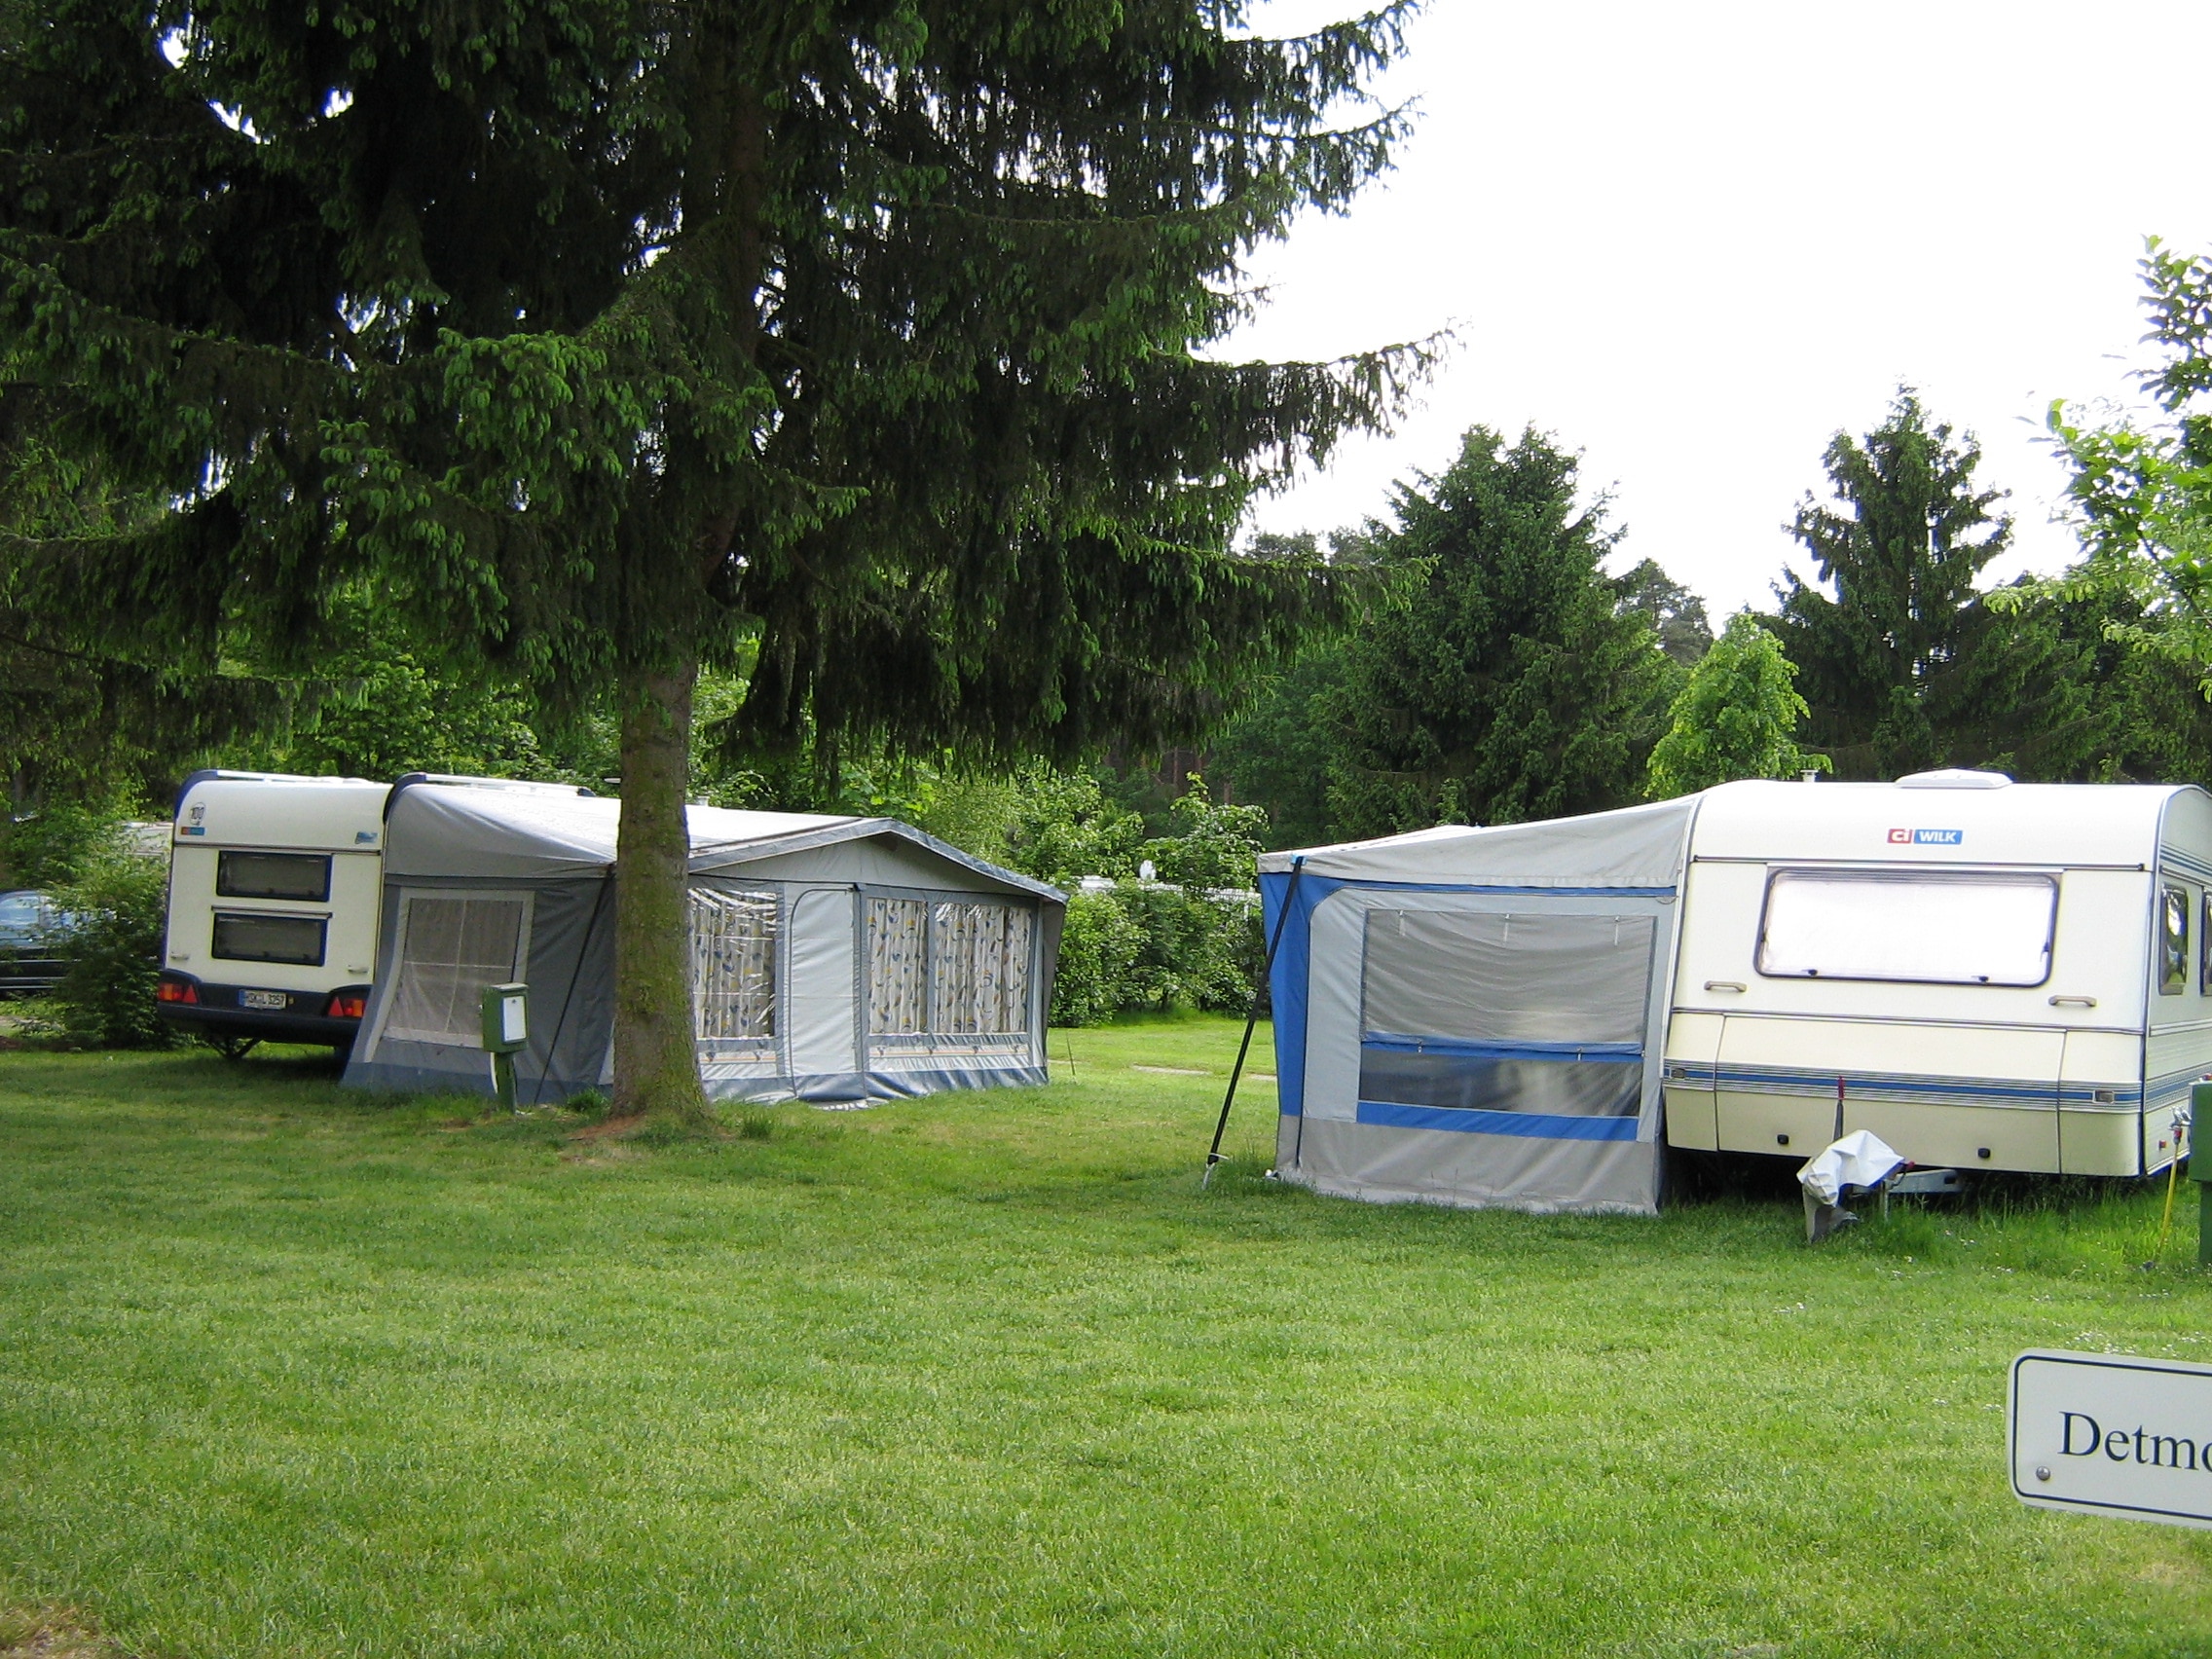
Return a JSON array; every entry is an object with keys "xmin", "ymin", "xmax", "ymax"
[
  {"xmin": 1797, "ymin": 1129, "xmax": 1907, "ymax": 1207},
  {"xmin": 1265, "ymin": 794, "xmax": 1700, "ymax": 1216}
]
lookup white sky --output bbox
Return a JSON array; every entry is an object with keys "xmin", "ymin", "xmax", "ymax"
[{"xmin": 1230, "ymin": 0, "xmax": 2212, "ymax": 617}]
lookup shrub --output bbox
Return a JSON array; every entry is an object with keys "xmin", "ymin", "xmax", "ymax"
[
  {"xmin": 1049, "ymin": 882, "xmax": 1263, "ymax": 1025},
  {"xmin": 49, "ymin": 833, "xmax": 174, "ymax": 1050},
  {"xmin": 1050, "ymin": 888, "xmax": 1145, "ymax": 1026}
]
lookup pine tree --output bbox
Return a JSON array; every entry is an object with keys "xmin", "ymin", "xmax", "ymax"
[
  {"xmin": 1322, "ymin": 425, "xmax": 1675, "ymax": 836},
  {"xmin": 1773, "ymin": 391, "xmax": 2082, "ymax": 779},
  {"xmin": 1610, "ymin": 557, "xmax": 1713, "ymax": 668},
  {"xmin": 1644, "ymin": 612, "xmax": 1826, "ymax": 797},
  {"xmin": 0, "ymin": 1, "xmax": 1424, "ymax": 1117}
]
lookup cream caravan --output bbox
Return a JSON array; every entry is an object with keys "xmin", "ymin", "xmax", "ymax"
[
  {"xmin": 158, "ymin": 770, "xmax": 591, "ymax": 1055},
  {"xmin": 1257, "ymin": 772, "xmax": 2212, "ymax": 1216},
  {"xmin": 1663, "ymin": 773, "xmax": 2212, "ymax": 1181},
  {"xmin": 158, "ymin": 770, "xmax": 391, "ymax": 1054}
]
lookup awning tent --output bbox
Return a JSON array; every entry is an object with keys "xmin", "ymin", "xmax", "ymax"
[
  {"xmin": 343, "ymin": 780, "xmax": 1064, "ymax": 1104},
  {"xmin": 1260, "ymin": 795, "xmax": 1700, "ymax": 1214}
]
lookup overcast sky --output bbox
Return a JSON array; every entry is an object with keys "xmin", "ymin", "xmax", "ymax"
[{"xmin": 1229, "ymin": 0, "xmax": 2212, "ymax": 617}]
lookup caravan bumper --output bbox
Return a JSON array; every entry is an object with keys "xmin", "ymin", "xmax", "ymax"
[{"xmin": 156, "ymin": 972, "xmax": 367, "ymax": 1048}]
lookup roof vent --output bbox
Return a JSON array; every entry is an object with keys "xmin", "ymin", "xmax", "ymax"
[{"xmin": 1896, "ymin": 768, "xmax": 2011, "ymax": 790}]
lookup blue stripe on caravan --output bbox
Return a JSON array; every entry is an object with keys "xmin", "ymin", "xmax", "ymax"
[
  {"xmin": 1713, "ymin": 1067, "xmax": 2057, "ymax": 1105},
  {"xmin": 1667, "ymin": 1062, "xmax": 2149, "ymax": 1110},
  {"xmin": 1356, "ymin": 1100, "xmax": 1641, "ymax": 1140},
  {"xmin": 1361, "ymin": 1033, "xmax": 1643, "ymax": 1064}
]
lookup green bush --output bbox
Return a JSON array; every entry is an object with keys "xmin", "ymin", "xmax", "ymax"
[
  {"xmin": 1050, "ymin": 889, "xmax": 1145, "ymax": 1026},
  {"xmin": 48, "ymin": 833, "xmax": 175, "ymax": 1050},
  {"xmin": 1049, "ymin": 883, "xmax": 1262, "ymax": 1026}
]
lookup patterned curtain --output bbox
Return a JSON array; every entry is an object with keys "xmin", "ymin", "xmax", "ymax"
[
  {"xmin": 866, "ymin": 897, "xmax": 929, "ymax": 1034},
  {"xmin": 929, "ymin": 902, "xmax": 1033, "ymax": 1035},
  {"xmin": 689, "ymin": 888, "xmax": 778, "ymax": 1046}
]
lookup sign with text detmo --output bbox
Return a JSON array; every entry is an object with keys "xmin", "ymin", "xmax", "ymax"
[{"xmin": 2011, "ymin": 1350, "xmax": 2212, "ymax": 1529}]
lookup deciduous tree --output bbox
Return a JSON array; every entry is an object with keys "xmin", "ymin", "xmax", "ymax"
[{"xmin": 1644, "ymin": 612, "xmax": 1826, "ymax": 797}]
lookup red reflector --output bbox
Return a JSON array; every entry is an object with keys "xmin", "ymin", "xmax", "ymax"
[
  {"xmin": 158, "ymin": 977, "xmax": 198, "ymax": 1005},
  {"xmin": 326, "ymin": 993, "xmax": 367, "ymax": 1020}
]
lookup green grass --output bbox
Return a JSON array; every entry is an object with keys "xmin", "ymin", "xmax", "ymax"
[{"xmin": 4, "ymin": 1015, "xmax": 2212, "ymax": 1656}]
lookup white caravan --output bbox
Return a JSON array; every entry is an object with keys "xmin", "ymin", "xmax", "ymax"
[
  {"xmin": 158, "ymin": 770, "xmax": 591, "ymax": 1054},
  {"xmin": 1663, "ymin": 774, "xmax": 2212, "ymax": 1180},
  {"xmin": 158, "ymin": 770, "xmax": 392, "ymax": 1053},
  {"xmin": 1258, "ymin": 771, "xmax": 2212, "ymax": 1216}
]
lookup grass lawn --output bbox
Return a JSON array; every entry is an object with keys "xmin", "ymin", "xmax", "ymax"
[{"xmin": 4, "ymin": 1015, "xmax": 2212, "ymax": 1657}]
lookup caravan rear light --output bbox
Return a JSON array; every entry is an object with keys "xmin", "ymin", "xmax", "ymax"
[
  {"xmin": 157, "ymin": 975, "xmax": 198, "ymax": 1005},
  {"xmin": 325, "ymin": 991, "xmax": 368, "ymax": 1020}
]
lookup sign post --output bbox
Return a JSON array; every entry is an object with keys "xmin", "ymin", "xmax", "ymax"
[
  {"xmin": 480, "ymin": 982, "xmax": 529, "ymax": 1114},
  {"xmin": 2010, "ymin": 1350, "xmax": 2212, "ymax": 1530}
]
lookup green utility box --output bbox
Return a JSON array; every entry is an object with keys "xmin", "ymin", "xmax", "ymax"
[{"xmin": 481, "ymin": 982, "xmax": 529, "ymax": 1112}]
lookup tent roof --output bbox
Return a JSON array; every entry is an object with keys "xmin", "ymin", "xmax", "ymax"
[
  {"xmin": 1256, "ymin": 794, "xmax": 1700, "ymax": 890},
  {"xmin": 383, "ymin": 780, "xmax": 1061, "ymax": 901}
]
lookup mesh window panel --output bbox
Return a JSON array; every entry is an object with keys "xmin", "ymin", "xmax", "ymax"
[
  {"xmin": 929, "ymin": 902, "xmax": 1033, "ymax": 1035},
  {"xmin": 690, "ymin": 888, "xmax": 778, "ymax": 1048},
  {"xmin": 1358, "ymin": 910, "xmax": 1653, "ymax": 1120},
  {"xmin": 866, "ymin": 897, "xmax": 928, "ymax": 1034},
  {"xmin": 1362, "ymin": 910, "xmax": 1654, "ymax": 1046},
  {"xmin": 385, "ymin": 896, "xmax": 526, "ymax": 1046}
]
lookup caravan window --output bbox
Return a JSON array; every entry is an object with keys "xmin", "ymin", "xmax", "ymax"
[
  {"xmin": 216, "ymin": 851, "xmax": 330, "ymax": 903},
  {"xmin": 212, "ymin": 911, "xmax": 326, "ymax": 967},
  {"xmin": 2200, "ymin": 891, "xmax": 2212, "ymax": 996},
  {"xmin": 2162, "ymin": 885, "xmax": 2191, "ymax": 996},
  {"xmin": 690, "ymin": 888, "xmax": 777, "ymax": 1047},
  {"xmin": 866, "ymin": 896, "xmax": 1033, "ymax": 1037},
  {"xmin": 1756, "ymin": 868, "xmax": 2056, "ymax": 987},
  {"xmin": 383, "ymin": 894, "xmax": 529, "ymax": 1046}
]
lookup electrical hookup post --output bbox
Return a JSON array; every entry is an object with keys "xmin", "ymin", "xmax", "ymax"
[{"xmin": 481, "ymin": 983, "xmax": 529, "ymax": 1114}]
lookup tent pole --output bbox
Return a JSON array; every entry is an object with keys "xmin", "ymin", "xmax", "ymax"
[
  {"xmin": 1203, "ymin": 856, "xmax": 1305, "ymax": 1189},
  {"xmin": 530, "ymin": 869, "xmax": 615, "ymax": 1108}
]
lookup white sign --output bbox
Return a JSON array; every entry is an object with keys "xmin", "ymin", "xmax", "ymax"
[
  {"xmin": 2010, "ymin": 1349, "xmax": 2212, "ymax": 1529},
  {"xmin": 499, "ymin": 992, "xmax": 528, "ymax": 1047}
]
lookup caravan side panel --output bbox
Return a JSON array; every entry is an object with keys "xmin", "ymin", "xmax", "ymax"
[{"xmin": 2147, "ymin": 788, "xmax": 2212, "ymax": 1173}]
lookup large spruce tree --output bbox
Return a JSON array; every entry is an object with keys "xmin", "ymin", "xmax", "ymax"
[
  {"xmin": 1773, "ymin": 391, "xmax": 2083, "ymax": 779},
  {"xmin": 1321, "ymin": 425, "xmax": 1674, "ymax": 836},
  {"xmin": 0, "ymin": 1, "xmax": 1422, "ymax": 1117}
]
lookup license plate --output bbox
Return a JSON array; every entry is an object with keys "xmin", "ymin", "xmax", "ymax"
[{"xmin": 240, "ymin": 989, "xmax": 288, "ymax": 1011}]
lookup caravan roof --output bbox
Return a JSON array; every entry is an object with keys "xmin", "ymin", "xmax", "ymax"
[
  {"xmin": 1688, "ymin": 777, "xmax": 2195, "ymax": 867},
  {"xmin": 173, "ymin": 770, "xmax": 389, "ymax": 851}
]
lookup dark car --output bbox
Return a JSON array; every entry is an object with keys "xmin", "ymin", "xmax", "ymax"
[{"xmin": 0, "ymin": 890, "xmax": 75, "ymax": 996}]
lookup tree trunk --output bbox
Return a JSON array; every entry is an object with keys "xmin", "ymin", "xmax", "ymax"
[{"xmin": 613, "ymin": 654, "xmax": 710, "ymax": 1122}]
